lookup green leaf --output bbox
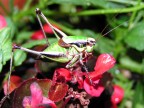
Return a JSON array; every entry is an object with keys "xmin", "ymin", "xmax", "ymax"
[
  {"xmin": 14, "ymin": 50, "xmax": 27, "ymax": 66},
  {"xmin": 132, "ymin": 82, "xmax": 144, "ymax": 108},
  {"xmin": 97, "ymin": 37, "xmax": 115, "ymax": 53},
  {"xmin": 16, "ymin": 31, "xmax": 33, "ymax": 44},
  {"xmin": 0, "ymin": 27, "xmax": 12, "ymax": 72},
  {"xmin": 119, "ymin": 56, "xmax": 143, "ymax": 74},
  {"xmin": 124, "ymin": 22, "xmax": 144, "ymax": 51}
]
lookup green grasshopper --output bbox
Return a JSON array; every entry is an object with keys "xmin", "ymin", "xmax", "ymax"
[
  {"xmin": 12, "ymin": 8, "xmax": 96, "ymax": 85},
  {"xmin": 0, "ymin": 8, "xmax": 95, "ymax": 102},
  {"xmin": 14, "ymin": 8, "xmax": 96, "ymax": 69}
]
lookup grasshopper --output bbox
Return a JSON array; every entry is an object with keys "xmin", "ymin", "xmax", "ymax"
[
  {"xmin": 12, "ymin": 8, "xmax": 96, "ymax": 85},
  {"xmin": 14, "ymin": 8, "xmax": 96, "ymax": 69}
]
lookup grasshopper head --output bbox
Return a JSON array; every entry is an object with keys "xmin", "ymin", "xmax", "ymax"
[
  {"xmin": 86, "ymin": 38, "xmax": 95, "ymax": 53},
  {"xmin": 87, "ymin": 38, "xmax": 96, "ymax": 46}
]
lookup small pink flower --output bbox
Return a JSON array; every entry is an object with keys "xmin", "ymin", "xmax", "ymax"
[
  {"xmin": 0, "ymin": 15, "xmax": 7, "ymax": 29},
  {"xmin": 22, "ymin": 82, "xmax": 57, "ymax": 108},
  {"xmin": 31, "ymin": 30, "xmax": 45, "ymax": 40},
  {"xmin": 31, "ymin": 24, "xmax": 61, "ymax": 40},
  {"xmin": 111, "ymin": 85, "xmax": 124, "ymax": 104}
]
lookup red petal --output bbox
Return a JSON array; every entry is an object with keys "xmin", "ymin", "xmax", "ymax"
[
  {"xmin": 94, "ymin": 54, "xmax": 116, "ymax": 76},
  {"xmin": 43, "ymin": 24, "xmax": 60, "ymax": 34},
  {"xmin": 31, "ymin": 30, "xmax": 45, "ymax": 40},
  {"xmin": 30, "ymin": 82, "xmax": 43, "ymax": 107},
  {"xmin": 111, "ymin": 103, "xmax": 118, "ymax": 108},
  {"xmin": 77, "ymin": 76, "xmax": 84, "ymax": 89},
  {"xmin": 0, "ymin": 15, "xmax": 7, "ymax": 29},
  {"xmin": 84, "ymin": 78, "xmax": 104, "ymax": 97},
  {"xmin": 49, "ymin": 83, "xmax": 68, "ymax": 102},
  {"xmin": 53, "ymin": 68, "xmax": 71, "ymax": 83},
  {"xmin": 111, "ymin": 85, "xmax": 124, "ymax": 104}
]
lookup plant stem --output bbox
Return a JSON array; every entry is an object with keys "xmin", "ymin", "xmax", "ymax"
[
  {"xmin": 22, "ymin": 0, "xmax": 33, "ymax": 11},
  {"xmin": 120, "ymin": 56, "xmax": 143, "ymax": 74},
  {"xmin": 73, "ymin": 4, "xmax": 144, "ymax": 16},
  {"xmin": 128, "ymin": 0, "xmax": 141, "ymax": 28},
  {"xmin": 0, "ymin": 1, "xmax": 9, "ymax": 15}
]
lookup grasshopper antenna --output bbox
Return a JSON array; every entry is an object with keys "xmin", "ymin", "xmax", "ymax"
[
  {"xmin": 100, "ymin": 14, "xmax": 119, "ymax": 36},
  {"xmin": 35, "ymin": 9, "xmax": 50, "ymax": 46},
  {"xmin": 95, "ymin": 20, "xmax": 128, "ymax": 42},
  {"xmin": 35, "ymin": 8, "xmax": 67, "ymax": 39}
]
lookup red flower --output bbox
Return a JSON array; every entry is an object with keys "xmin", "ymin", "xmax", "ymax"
[
  {"xmin": 22, "ymin": 82, "xmax": 57, "ymax": 108},
  {"xmin": 3, "ymin": 75, "xmax": 22, "ymax": 95},
  {"xmin": 111, "ymin": 85, "xmax": 124, "ymax": 104},
  {"xmin": 84, "ymin": 78, "xmax": 104, "ymax": 97},
  {"xmin": 94, "ymin": 54, "xmax": 116, "ymax": 77},
  {"xmin": 31, "ymin": 24, "xmax": 61, "ymax": 40},
  {"xmin": 87, "ymin": 54, "xmax": 116, "ymax": 79},
  {"xmin": 43, "ymin": 24, "xmax": 60, "ymax": 34},
  {"xmin": 84, "ymin": 54, "xmax": 116, "ymax": 97},
  {"xmin": 52, "ymin": 68, "xmax": 71, "ymax": 83},
  {"xmin": 31, "ymin": 30, "xmax": 45, "ymax": 40},
  {"xmin": 0, "ymin": 15, "xmax": 7, "ymax": 29},
  {"xmin": 111, "ymin": 103, "xmax": 118, "ymax": 108}
]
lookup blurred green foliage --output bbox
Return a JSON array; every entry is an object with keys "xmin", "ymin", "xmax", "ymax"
[{"xmin": 0, "ymin": 0, "xmax": 144, "ymax": 108}]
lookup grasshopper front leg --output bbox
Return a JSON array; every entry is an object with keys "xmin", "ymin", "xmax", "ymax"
[
  {"xmin": 79, "ymin": 56, "xmax": 93, "ymax": 85},
  {"xmin": 66, "ymin": 54, "xmax": 80, "ymax": 68},
  {"xmin": 71, "ymin": 44, "xmax": 86, "ymax": 53},
  {"xmin": 66, "ymin": 52, "xmax": 93, "ymax": 85}
]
